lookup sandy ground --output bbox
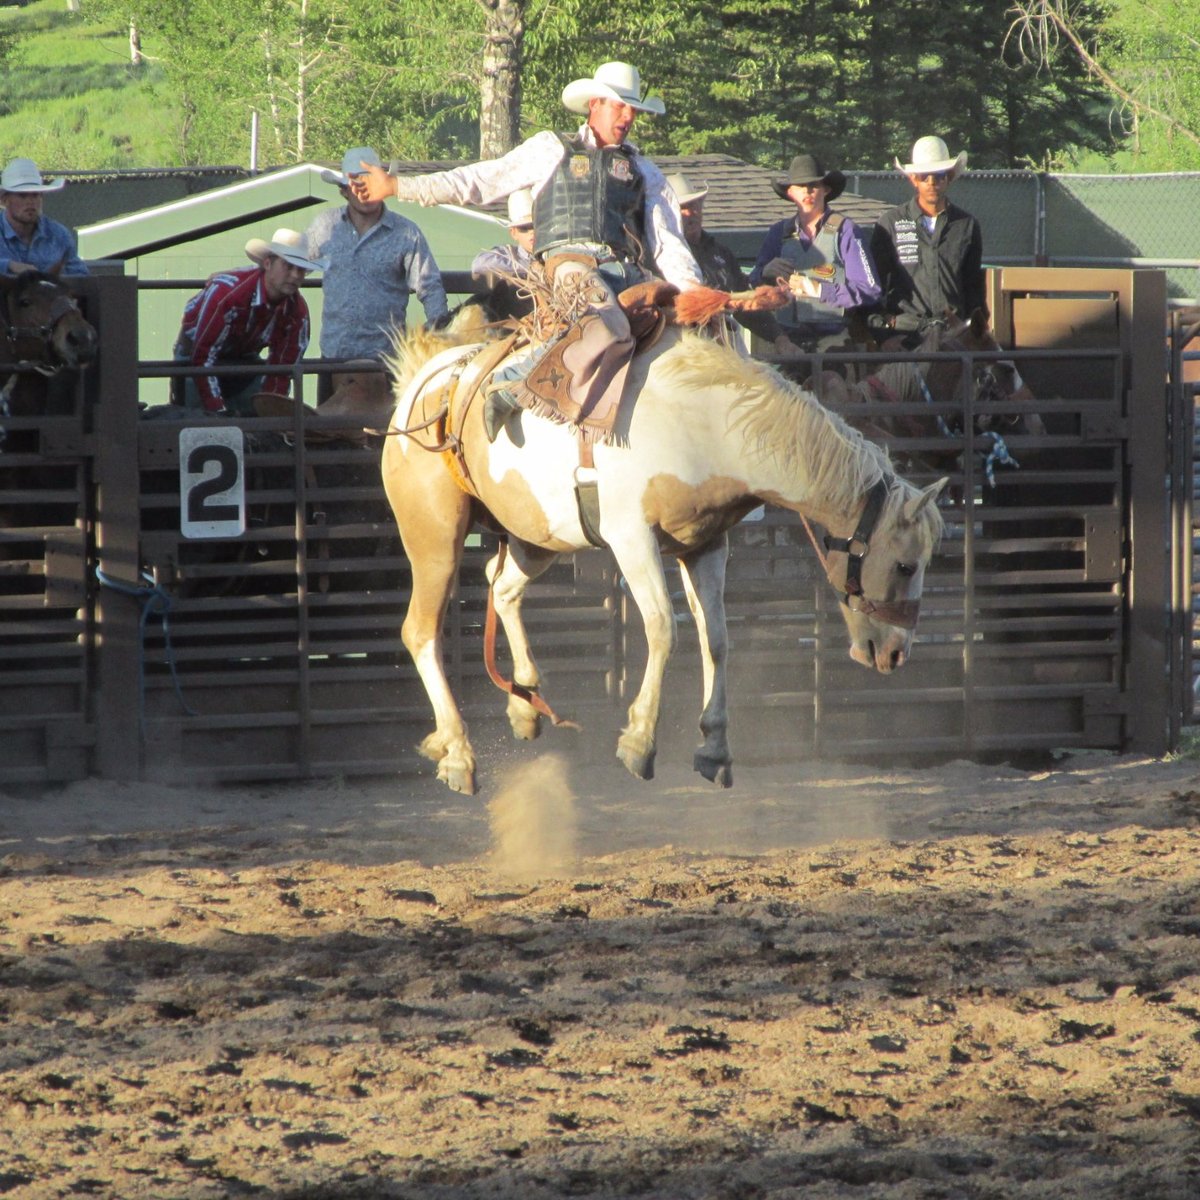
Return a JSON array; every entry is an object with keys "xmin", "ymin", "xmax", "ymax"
[{"xmin": 2, "ymin": 744, "xmax": 1200, "ymax": 1199}]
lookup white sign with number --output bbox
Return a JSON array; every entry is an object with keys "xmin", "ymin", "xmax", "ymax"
[{"xmin": 179, "ymin": 426, "xmax": 246, "ymax": 539}]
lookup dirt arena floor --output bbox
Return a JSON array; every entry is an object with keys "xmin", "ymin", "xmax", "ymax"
[{"xmin": 2, "ymin": 744, "xmax": 1199, "ymax": 1199}]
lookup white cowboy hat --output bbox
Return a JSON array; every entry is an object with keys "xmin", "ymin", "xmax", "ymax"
[
  {"xmin": 664, "ymin": 172, "xmax": 708, "ymax": 207},
  {"xmin": 319, "ymin": 146, "xmax": 384, "ymax": 188},
  {"xmin": 244, "ymin": 228, "xmax": 327, "ymax": 272},
  {"xmin": 895, "ymin": 136, "xmax": 967, "ymax": 180},
  {"xmin": 561, "ymin": 62, "xmax": 665, "ymax": 116},
  {"xmin": 0, "ymin": 157, "xmax": 65, "ymax": 194},
  {"xmin": 506, "ymin": 188, "xmax": 534, "ymax": 228}
]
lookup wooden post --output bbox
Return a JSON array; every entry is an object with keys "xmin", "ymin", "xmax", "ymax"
[{"xmin": 89, "ymin": 276, "xmax": 145, "ymax": 779}]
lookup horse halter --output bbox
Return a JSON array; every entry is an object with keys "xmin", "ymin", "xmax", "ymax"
[{"xmin": 820, "ymin": 477, "xmax": 922, "ymax": 631}]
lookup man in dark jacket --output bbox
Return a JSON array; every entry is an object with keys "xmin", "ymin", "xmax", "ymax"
[{"xmin": 868, "ymin": 136, "xmax": 984, "ymax": 348}]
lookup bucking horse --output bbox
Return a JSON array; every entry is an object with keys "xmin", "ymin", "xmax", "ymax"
[{"xmin": 380, "ymin": 295, "xmax": 947, "ymax": 795}]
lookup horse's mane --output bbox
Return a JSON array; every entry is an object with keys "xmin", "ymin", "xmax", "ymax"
[
  {"xmin": 656, "ymin": 334, "xmax": 892, "ymax": 513},
  {"xmin": 656, "ymin": 334, "xmax": 943, "ymax": 550},
  {"xmin": 384, "ymin": 304, "xmax": 494, "ymax": 396}
]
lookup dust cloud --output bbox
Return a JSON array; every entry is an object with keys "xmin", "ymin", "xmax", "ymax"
[{"xmin": 486, "ymin": 752, "xmax": 579, "ymax": 881}]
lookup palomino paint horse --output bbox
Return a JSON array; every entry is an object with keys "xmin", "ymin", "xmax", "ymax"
[
  {"xmin": 806, "ymin": 311, "xmax": 1042, "ymax": 482},
  {"xmin": 383, "ymin": 324, "xmax": 946, "ymax": 795}
]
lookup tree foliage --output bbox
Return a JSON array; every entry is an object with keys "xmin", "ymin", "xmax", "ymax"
[
  {"xmin": 1009, "ymin": 0, "xmax": 1200, "ymax": 169},
  {"xmin": 73, "ymin": 0, "xmax": 1164, "ymax": 171}
]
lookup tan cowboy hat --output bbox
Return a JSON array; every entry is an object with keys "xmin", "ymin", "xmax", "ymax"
[
  {"xmin": 0, "ymin": 157, "xmax": 65, "ymax": 194},
  {"xmin": 319, "ymin": 146, "xmax": 384, "ymax": 188},
  {"xmin": 664, "ymin": 172, "xmax": 708, "ymax": 207},
  {"xmin": 506, "ymin": 188, "xmax": 534, "ymax": 228},
  {"xmin": 895, "ymin": 136, "xmax": 967, "ymax": 180},
  {"xmin": 772, "ymin": 153, "xmax": 846, "ymax": 203},
  {"xmin": 244, "ymin": 227, "xmax": 327, "ymax": 272},
  {"xmin": 561, "ymin": 62, "xmax": 665, "ymax": 116}
]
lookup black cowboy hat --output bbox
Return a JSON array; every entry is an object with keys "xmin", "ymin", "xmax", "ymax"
[{"xmin": 772, "ymin": 153, "xmax": 846, "ymax": 203}]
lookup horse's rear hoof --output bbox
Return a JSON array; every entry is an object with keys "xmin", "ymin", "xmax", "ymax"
[
  {"xmin": 694, "ymin": 752, "xmax": 734, "ymax": 789},
  {"xmin": 617, "ymin": 740, "xmax": 655, "ymax": 781},
  {"xmin": 507, "ymin": 706, "xmax": 541, "ymax": 742}
]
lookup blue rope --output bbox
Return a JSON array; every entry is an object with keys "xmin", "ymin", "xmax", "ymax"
[
  {"xmin": 95, "ymin": 568, "xmax": 198, "ymax": 740},
  {"xmin": 981, "ymin": 431, "xmax": 1019, "ymax": 489},
  {"xmin": 915, "ymin": 371, "xmax": 1020, "ymax": 487}
]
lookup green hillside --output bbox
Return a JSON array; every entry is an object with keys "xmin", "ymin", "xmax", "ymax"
[{"xmin": 0, "ymin": 0, "xmax": 182, "ymax": 170}]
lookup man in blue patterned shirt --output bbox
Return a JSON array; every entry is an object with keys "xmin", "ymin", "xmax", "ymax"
[
  {"xmin": 305, "ymin": 146, "xmax": 448, "ymax": 369},
  {"xmin": 0, "ymin": 158, "xmax": 88, "ymax": 277}
]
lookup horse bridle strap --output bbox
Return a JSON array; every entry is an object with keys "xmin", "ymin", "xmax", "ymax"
[
  {"xmin": 1, "ymin": 292, "xmax": 79, "ymax": 353},
  {"xmin": 823, "ymin": 477, "xmax": 887, "ymax": 592},
  {"xmin": 817, "ymin": 477, "xmax": 922, "ymax": 631}
]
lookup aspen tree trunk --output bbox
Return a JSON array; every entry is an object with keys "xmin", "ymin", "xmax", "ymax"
[{"xmin": 478, "ymin": 0, "xmax": 524, "ymax": 157}]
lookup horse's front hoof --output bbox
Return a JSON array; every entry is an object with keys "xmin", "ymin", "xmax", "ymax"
[
  {"xmin": 693, "ymin": 751, "xmax": 734, "ymax": 789},
  {"xmin": 438, "ymin": 761, "xmax": 477, "ymax": 795},
  {"xmin": 617, "ymin": 738, "xmax": 655, "ymax": 781}
]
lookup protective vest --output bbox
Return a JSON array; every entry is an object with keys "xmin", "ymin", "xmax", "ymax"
[
  {"xmin": 533, "ymin": 135, "xmax": 647, "ymax": 264},
  {"xmin": 778, "ymin": 213, "xmax": 845, "ymax": 331}
]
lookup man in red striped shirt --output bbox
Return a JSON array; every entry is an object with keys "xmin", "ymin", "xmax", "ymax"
[{"xmin": 172, "ymin": 228, "xmax": 325, "ymax": 416}]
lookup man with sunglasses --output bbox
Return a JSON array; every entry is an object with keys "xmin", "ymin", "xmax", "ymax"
[
  {"xmin": 470, "ymin": 188, "xmax": 537, "ymax": 322},
  {"xmin": 868, "ymin": 136, "xmax": 984, "ymax": 348}
]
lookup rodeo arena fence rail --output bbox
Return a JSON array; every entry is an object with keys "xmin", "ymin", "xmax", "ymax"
[{"xmin": 0, "ymin": 268, "xmax": 1195, "ymax": 787}]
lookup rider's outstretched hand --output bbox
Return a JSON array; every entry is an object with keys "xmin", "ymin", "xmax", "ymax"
[{"xmin": 350, "ymin": 162, "xmax": 400, "ymax": 204}]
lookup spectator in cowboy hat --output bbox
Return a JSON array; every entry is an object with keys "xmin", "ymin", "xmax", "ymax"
[
  {"xmin": 304, "ymin": 146, "xmax": 447, "ymax": 379},
  {"xmin": 172, "ymin": 228, "xmax": 325, "ymax": 416},
  {"xmin": 664, "ymin": 171, "xmax": 802, "ymax": 358},
  {"xmin": 867, "ymin": 135, "xmax": 984, "ymax": 347},
  {"xmin": 749, "ymin": 152, "xmax": 880, "ymax": 351},
  {"xmin": 469, "ymin": 188, "xmax": 537, "ymax": 321},
  {"xmin": 0, "ymin": 157, "xmax": 88, "ymax": 276},
  {"xmin": 348, "ymin": 60, "xmax": 703, "ymax": 442}
]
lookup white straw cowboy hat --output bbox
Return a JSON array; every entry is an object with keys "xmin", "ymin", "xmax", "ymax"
[
  {"xmin": 319, "ymin": 146, "xmax": 383, "ymax": 188},
  {"xmin": 244, "ymin": 228, "xmax": 327, "ymax": 272},
  {"xmin": 561, "ymin": 62, "xmax": 666, "ymax": 116},
  {"xmin": 506, "ymin": 188, "xmax": 534, "ymax": 228},
  {"xmin": 0, "ymin": 157, "xmax": 66, "ymax": 194},
  {"xmin": 664, "ymin": 172, "xmax": 708, "ymax": 207},
  {"xmin": 895, "ymin": 136, "xmax": 967, "ymax": 180}
]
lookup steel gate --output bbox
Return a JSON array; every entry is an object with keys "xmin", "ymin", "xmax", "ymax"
[{"xmin": 0, "ymin": 270, "xmax": 1187, "ymax": 786}]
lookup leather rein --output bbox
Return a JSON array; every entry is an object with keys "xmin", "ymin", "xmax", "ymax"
[{"xmin": 802, "ymin": 477, "xmax": 922, "ymax": 631}]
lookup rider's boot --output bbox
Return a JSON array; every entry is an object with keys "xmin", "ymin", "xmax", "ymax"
[{"xmin": 483, "ymin": 385, "xmax": 521, "ymax": 443}]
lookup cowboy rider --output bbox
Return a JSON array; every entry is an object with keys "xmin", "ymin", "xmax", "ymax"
[{"xmin": 350, "ymin": 61, "xmax": 703, "ymax": 441}]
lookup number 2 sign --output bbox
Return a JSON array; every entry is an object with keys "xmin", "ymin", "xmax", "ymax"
[{"xmin": 179, "ymin": 426, "xmax": 246, "ymax": 539}]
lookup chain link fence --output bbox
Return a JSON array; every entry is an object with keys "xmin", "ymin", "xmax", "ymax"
[{"xmin": 848, "ymin": 170, "xmax": 1200, "ymax": 303}]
